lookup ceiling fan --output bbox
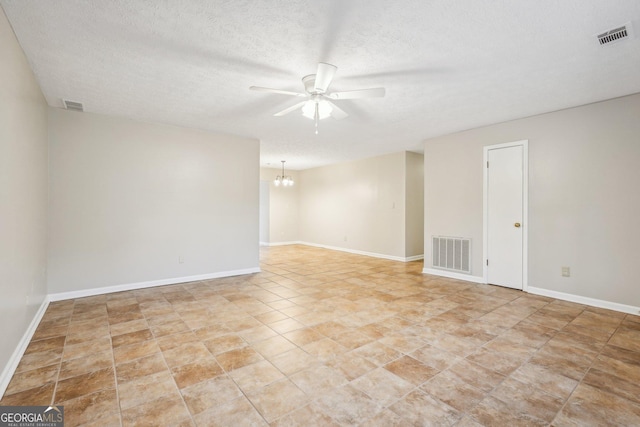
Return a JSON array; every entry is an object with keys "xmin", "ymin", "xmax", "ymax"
[{"xmin": 250, "ymin": 62, "xmax": 385, "ymax": 134}]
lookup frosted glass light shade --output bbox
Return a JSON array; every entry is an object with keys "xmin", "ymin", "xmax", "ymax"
[{"xmin": 301, "ymin": 100, "xmax": 332, "ymax": 120}]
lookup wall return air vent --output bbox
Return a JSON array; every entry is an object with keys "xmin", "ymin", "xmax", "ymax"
[
  {"xmin": 597, "ymin": 23, "xmax": 632, "ymax": 46},
  {"xmin": 63, "ymin": 99, "xmax": 84, "ymax": 112},
  {"xmin": 432, "ymin": 236, "xmax": 471, "ymax": 274}
]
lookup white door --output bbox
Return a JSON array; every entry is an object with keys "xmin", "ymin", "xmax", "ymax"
[{"xmin": 485, "ymin": 143, "xmax": 526, "ymax": 289}]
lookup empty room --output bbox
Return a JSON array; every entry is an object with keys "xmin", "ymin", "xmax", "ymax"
[{"xmin": 1, "ymin": 1, "xmax": 640, "ymax": 426}]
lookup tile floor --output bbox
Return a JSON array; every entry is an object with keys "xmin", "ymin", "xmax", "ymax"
[{"xmin": 2, "ymin": 245, "xmax": 640, "ymax": 426}]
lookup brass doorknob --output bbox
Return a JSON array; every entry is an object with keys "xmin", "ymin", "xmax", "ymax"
[{"xmin": 514, "ymin": 222, "xmax": 521, "ymax": 228}]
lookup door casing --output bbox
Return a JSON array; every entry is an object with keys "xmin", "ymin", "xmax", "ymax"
[{"xmin": 483, "ymin": 140, "xmax": 528, "ymax": 291}]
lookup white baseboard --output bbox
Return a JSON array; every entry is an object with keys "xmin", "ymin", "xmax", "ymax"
[
  {"xmin": 299, "ymin": 241, "xmax": 423, "ymax": 263},
  {"xmin": 0, "ymin": 297, "xmax": 50, "ymax": 399},
  {"xmin": 528, "ymin": 286, "xmax": 640, "ymax": 315},
  {"xmin": 422, "ymin": 268, "xmax": 485, "ymax": 284},
  {"xmin": 266, "ymin": 241, "xmax": 302, "ymax": 247},
  {"xmin": 48, "ymin": 267, "xmax": 261, "ymax": 302}
]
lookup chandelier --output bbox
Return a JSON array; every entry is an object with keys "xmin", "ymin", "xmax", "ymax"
[{"xmin": 274, "ymin": 160, "xmax": 294, "ymax": 187}]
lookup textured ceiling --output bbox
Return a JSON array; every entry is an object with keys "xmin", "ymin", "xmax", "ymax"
[{"xmin": 2, "ymin": 0, "xmax": 640, "ymax": 170}]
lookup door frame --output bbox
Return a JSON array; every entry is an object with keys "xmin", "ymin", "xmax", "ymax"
[{"xmin": 483, "ymin": 140, "xmax": 529, "ymax": 291}]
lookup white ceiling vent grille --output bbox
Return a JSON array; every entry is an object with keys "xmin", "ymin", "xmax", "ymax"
[
  {"xmin": 63, "ymin": 99, "xmax": 84, "ymax": 112},
  {"xmin": 597, "ymin": 23, "xmax": 632, "ymax": 46}
]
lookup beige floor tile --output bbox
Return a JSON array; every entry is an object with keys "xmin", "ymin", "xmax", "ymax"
[
  {"xmin": 384, "ymin": 355, "xmax": 439, "ymax": 386},
  {"xmin": 351, "ymin": 367, "xmax": 414, "ymax": 407},
  {"xmin": 15, "ymin": 348, "xmax": 63, "ymax": 373},
  {"xmin": 471, "ymin": 395, "xmax": 548, "ymax": 427},
  {"xmin": 115, "ymin": 353, "xmax": 168, "ymax": 383},
  {"xmin": 59, "ymin": 388, "xmax": 119, "ymax": 427},
  {"xmin": 113, "ymin": 339, "xmax": 160, "ymax": 364},
  {"xmin": 4, "ymin": 364, "xmax": 59, "ymax": 395},
  {"xmin": 421, "ymin": 369, "xmax": 486, "ymax": 413},
  {"xmin": 149, "ymin": 319, "xmax": 190, "ymax": 337},
  {"xmin": 282, "ymin": 327, "xmax": 324, "ymax": 346},
  {"xmin": 162, "ymin": 341, "xmax": 212, "ymax": 368},
  {"xmin": 314, "ymin": 384, "xmax": 383, "ymax": 425},
  {"xmin": 247, "ymin": 378, "xmax": 308, "ymax": 422},
  {"xmin": 62, "ymin": 337, "xmax": 112, "ymax": 361},
  {"xmin": 446, "ymin": 359, "xmax": 505, "ymax": 393},
  {"xmin": 0, "ymin": 382, "xmax": 55, "ymax": 406},
  {"xmin": 255, "ymin": 310, "xmax": 289, "ymax": 325},
  {"xmin": 171, "ymin": 357, "xmax": 224, "ymax": 389},
  {"xmin": 193, "ymin": 396, "xmax": 267, "ymax": 426},
  {"xmin": 229, "ymin": 360, "xmax": 285, "ymax": 394},
  {"xmin": 410, "ymin": 344, "xmax": 461, "ymax": 371},
  {"xmin": 553, "ymin": 383, "xmax": 640, "ymax": 426},
  {"xmin": 23, "ymin": 336, "xmax": 66, "ymax": 354},
  {"xmin": 118, "ymin": 370, "xmax": 177, "ymax": 410},
  {"xmin": 252, "ymin": 335, "xmax": 297, "ymax": 358},
  {"xmin": 121, "ymin": 393, "xmax": 192, "ymax": 427},
  {"xmin": 302, "ymin": 337, "xmax": 346, "ymax": 361},
  {"xmin": 465, "ymin": 346, "xmax": 528, "ymax": 376},
  {"xmin": 289, "ymin": 364, "xmax": 348, "ymax": 397},
  {"xmin": 313, "ymin": 321, "xmax": 351, "ymax": 338},
  {"xmin": 109, "ymin": 319, "xmax": 149, "ymax": 337},
  {"xmin": 54, "ymin": 367, "xmax": 115, "ymax": 403},
  {"xmin": 202, "ymin": 333, "xmax": 246, "ymax": 355},
  {"xmin": 269, "ymin": 317, "xmax": 306, "ymax": 334},
  {"xmin": 215, "ymin": 346, "xmax": 263, "ymax": 372},
  {"xmin": 271, "ymin": 402, "xmax": 339, "ymax": 427},
  {"xmin": 58, "ymin": 350, "xmax": 113, "ymax": 380},
  {"xmin": 269, "ymin": 347, "xmax": 316, "ymax": 376},
  {"xmin": 582, "ymin": 367, "xmax": 640, "ymax": 405},
  {"xmin": 351, "ymin": 341, "xmax": 403, "ymax": 367},
  {"xmin": 490, "ymin": 377, "xmax": 564, "ymax": 423},
  {"xmin": 389, "ymin": 389, "xmax": 461, "ymax": 426},
  {"xmin": 326, "ymin": 353, "xmax": 377, "ymax": 381},
  {"xmin": 4, "ymin": 245, "xmax": 640, "ymax": 426},
  {"xmin": 609, "ymin": 326, "xmax": 640, "ymax": 352},
  {"xmin": 156, "ymin": 331, "xmax": 199, "ymax": 351},
  {"xmin": 181, "ymin": 374, "xmax": 243, "ymax": 416},
  {"xmin": 358, "ymin": 409, "xmax": 408, "ymax": 427},
  {"xmin": 510, "ymin": 362, "xmax": 578, "ymax": 400}
]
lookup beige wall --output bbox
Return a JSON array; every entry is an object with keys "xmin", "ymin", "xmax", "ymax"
[
  {"xmin": 259, "ymin": 168, "xmax": 300, "ymax": 244},
  {"xmin": 47, "ymin": 109, "xmax": 260, "ymax": 294},
  {"xmin": 405, "ymin": 152, "xmax": 425, "ymax": 257},
  {"xmin": 424, "ymin": 93, "xmax": 640, "ymax": 307},
  {"xmin": 0, "ymin": 9, "xmax": 48, "ymax": 387},
  {"xmin": 299, "ymin": 151, "xmax": 423, "ymax": 259}
]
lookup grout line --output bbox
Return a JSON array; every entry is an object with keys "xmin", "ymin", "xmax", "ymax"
[{"xmin": 50, "ymin": 305, "xmax": 73, "ymax": 407}]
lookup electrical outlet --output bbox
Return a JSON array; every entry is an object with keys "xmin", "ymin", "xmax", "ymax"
[
  {"xmin": 178, "ymin": 256, "xmax": 184, "ymax": 264},
  {"xmin": 561, "ymin": 266, "xmax": 570, "ymax": 277},
  {"xmin": 343, "ymin": 235, "xmax": 348, "ymax": 242}
]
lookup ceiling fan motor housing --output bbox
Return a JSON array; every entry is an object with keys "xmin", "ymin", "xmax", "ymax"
[{"xmin": 302, "ymin": 75, "xmax": 319, "ymax": 94}]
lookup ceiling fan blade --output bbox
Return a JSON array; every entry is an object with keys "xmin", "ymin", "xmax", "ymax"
[
  {"xmin": 314, "ymin": 63, "xmax": 337, "ymax": 93},
  {"xmin": 274, "ymin": 101, "xmax": 306, "ymax": 117},
  {"xmin": 327, "ymin": 87, "xmax": 386, "ymax": 100},
  {"xmin": 250, "ymin": 86, "xmax": 306, "ymax": 97},
  {"xmin": 327, "ymin": 100, "xmax": 348, "ymax": 120}
]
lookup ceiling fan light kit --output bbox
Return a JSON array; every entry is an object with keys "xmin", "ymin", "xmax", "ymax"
[{"xmin": 250, "ymin": 62, "xmax": 385, "ymax": 134}]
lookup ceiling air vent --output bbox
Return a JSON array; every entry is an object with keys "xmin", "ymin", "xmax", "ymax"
[
  {"xmin": 63, "ymin": 99, "xmax": 84, "ymax": 112},
  {"xmin": 597, "ymin": 23, "xmax": 632, "ymax": 46}
]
